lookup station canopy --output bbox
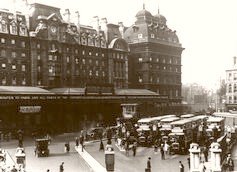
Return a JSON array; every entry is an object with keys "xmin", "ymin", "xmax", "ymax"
[
  {"xmin": 49, "ymin": 88, "xmax": 85, "ymax": 95},
  {"xmin": 0, "ymin": 86, "xmax": 52, "ymax": 94},
  {"xmin": 115, "ymin": 89, "xmax": 158, "ymax": 96}
]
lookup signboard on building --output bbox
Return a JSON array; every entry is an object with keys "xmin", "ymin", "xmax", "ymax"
[{"xmin": 19, "ymin": 106, "xmax": 41, "ymax": 113}]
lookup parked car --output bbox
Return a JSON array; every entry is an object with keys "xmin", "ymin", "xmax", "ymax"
[
  {"xmin": 86, "ymin": 127, "xmax": 105, "ymax": 141},
  {"xmin": 34, "ymin": 138, "xmax": 50, "ymax": 157}
]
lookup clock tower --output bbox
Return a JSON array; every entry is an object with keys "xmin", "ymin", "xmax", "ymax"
[{"xmin": 47, "ymin": 14, "xmax": 61, "ymax": 40}]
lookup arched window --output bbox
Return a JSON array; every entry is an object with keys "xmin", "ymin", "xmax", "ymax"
[{"xmin": 10, "ymin": 22, "xmax": 17, "ymax": 35}]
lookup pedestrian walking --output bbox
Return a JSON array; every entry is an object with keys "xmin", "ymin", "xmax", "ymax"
[
  {"xmin": 80, "ymin": 135, "xmax": 84, "ymax": 152},
  {"xmin": 59, "ymin": 162, "xmax": 64, "ymax": 172},
  {"xmin": 179, "ymin": 161, "xmax": 184, "ymax": 172},
  {"xmin": 75, "ymin": 137, "xmax": 79, "ymax": 147},
  {"xmin": 154, "ymin": 143, "xmax": 158, "ymax": 154},
  {"xmin": 99, "ymin": 139, "xmax": 104, "ymax": 151},
  {"xmin": 199, "ymin": 161, "xmax": 206, "ymax": 172},
  {"xmin": 64, "ymin": 141, "xmax": 70, "ymax": 153},
  {"xmin": 187, "ymin": 157, "xmax": 190, "ymax": 169},
  {"xmin": 146, "ymin": 157, "xmax": 151, "ymax": 172},
  {"xmin": 11, "ymin": 165, "xmax": 17, "ymax": 172},
  {"xmin": 229, "ymin": 158, "xmax": 234, "ymax": 171},
  {"xmin": 160, "ymin": 144, "xmax": 165, "ymax": 160},
  {"xmin": 203, "ymin": 146, "xmax": 208, "ymax": 162},
  {"xmin": 125, "ymin": 141, "xmax": 129, "ymax": 156},
  {"xmin": 164, "ymin": 142, "xmax": 170, "ymax": 156},
  {"xmin": 132, "ymin": 141, "xmax": 137, "ymax": 157},
  {"xmin": 46, "ymin": 169, "xmax": 50, "ymax": 172}
]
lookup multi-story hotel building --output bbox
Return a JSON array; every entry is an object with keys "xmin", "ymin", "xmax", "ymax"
[
  {"xmin": 226, "ymin": 56, "xmax": 237, "ymax": 111},
  {"xmin": 0, "ymin": 3, "xmax": 184, "ymax": 133},
  {"xmin": 124, "ymin": 6, "xmax": 184, "ymax": 113},
  {"xmin": 0, "ymin": 3, "xmax": 129, "ymax": 89}
]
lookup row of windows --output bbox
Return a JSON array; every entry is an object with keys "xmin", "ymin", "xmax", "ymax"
[
  {"xmin": 0, "ymin": 77, "xmax": 27, "ymax": 85},
  {"xmin": 47, "ymin": 66, "xmax": 107, "ymax": 77},
  {"xmin": 227, "ymin": 84, "xmax": 237, "ymax": 93},
  {"xmin": 227, "ymin": 72, "xmax": 237, "ymax": 81},
  {"xmin": 156, "ymin": 89, "xmax": 179, "ymax": 97},
  {"xmin": 148, "ymin": 64, "xmax": 180, "ymax": 72},
  {"xmin": 0, "ymin": 50, "xmax": 27, "ymax": 58},
  {"xmin": 0, "ymin": 21, "xmax": 28, "ymax": 36},
  {"xmin": 138, "ymin": 76, "xmax": 181, "ymax": 84},
  {"xmin": 1, "ymin": 38, "xmax": 26, "ymax": 47},
  {"xmin": 227, "ymin": 96, "xmax": 237, "ymax": 104},
  {"xmin": 47, "ymin": 43, "xmax": 106, "ymax": 57},
  {"xmin": 0, "ymin": 63, "xmax": 26, "ymax": 71},
  {"xmin": 138, "ymin": 56, "xmax": 181, "ymax": 64}
]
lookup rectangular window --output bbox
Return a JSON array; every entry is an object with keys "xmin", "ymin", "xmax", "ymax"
[
  {"xmin": 2, "ymin": 77, "xmax": 6, "ymax": 85},
  {"xmin": 21, "ymin": 41, "xmax": 26, "ymax": 48},
  {"xmin": 22, "ymin": 65, "xmax": 26, "ymax": 72},
  {"xmin": 48, "ymin": 55, "xmax": 53, "ymax": 61},
  {"xmin": 12, "ymin": 65, "xmax": 16, "ymax": 70},
  {"xmin": 66, "ymin": 57, "xmax": 70, "ymax": 63},
  {"xmin": 2, "ymin": 63, "xmax": 6, "ymax": 68},
  {"xmin": 138, "ymin": 58, "xmax": 143, "ymax": 62},
  {"xmin": 22, "ymin": 78, "xmax": 26, "ymax": 85},
  {"xmin": 138, "ymin": 34, "xmax": 143, "ymax": 38},
  {"xmin": 1, "ymin": 38, "xmax": 5, "ymax": 43},
  {"xmin": 1, "ymin": 50, "xmax": 6, "ymax": 57},
  {"xmin": 37, "ymin": 43, "xmax": 40, "ymax": 49},
  {"xmin": 234, "ymin": 73, "xmax": 237, "ymax": 80},
  {"xmin": 21, "ymin": 53, "xmax": 26, "ymax": 57},
  {"xmin": 151, "ymin": 34, "xmax": 155, "ymax": 38},
  {"xmin": 11, "ymin": 52, "xmax": 17, "ymax": 58},
  {"xmin": 11, "ymin": 39, "xmax": 15, "ymax": 44},
  {"xmin": 12, "ymin": 77, "xmax": 16, "ymax": 85},
  {"xmin": 37, "ymin": 66, "xmax": 41, "ymax": 72}
]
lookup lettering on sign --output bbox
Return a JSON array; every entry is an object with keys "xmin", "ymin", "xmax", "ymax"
[{"xmin": 19, "ymin": 106, "xmax": 41, "ymax": 113}]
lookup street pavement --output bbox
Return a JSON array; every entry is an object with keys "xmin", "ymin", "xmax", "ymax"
[
  {"xmin": 2, "ymin": 133, "xmax": 93, "ymax": 172},
  {"xmin": 1, "ymin": 133, "xmax": 237, "ymax": 172},
  {"xmin": 83, "ymin": 140, "xmax": 190, "ymax": 172}
]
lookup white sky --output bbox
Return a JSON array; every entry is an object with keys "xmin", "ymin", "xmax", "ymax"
[{"xmin": 2, "ymin": 0, "xmax": 237, "ymax": 89}]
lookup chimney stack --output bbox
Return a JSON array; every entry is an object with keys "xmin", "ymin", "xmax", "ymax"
[
  {"xmin": 118, "ymin": 22, "xmax": 124, "ymax": 39},
  {"xmin": 234, "ymin": 56, "xmax": 237, "ymax": 66},
  {"xmin": 64, "ymin": 9, "xmax": 71, "ymax": 23}
]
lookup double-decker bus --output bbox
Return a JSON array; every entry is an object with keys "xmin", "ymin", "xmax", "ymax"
[
  {"xmin": 169, "ymin": 118, "xmax": 193, "ymax": 154},
  {"xmin": 206, "ymin": 116, "xmax": 225, "ymax": 143},
  {"xmin": 180, "ymin": 114, "xmax": 195, "ymax": 119},
  {"xmin": 159, "ymin": 116, "xmax": 180, "ymax": 142},
  {"xmin": 136, "ymin": 114, "xmax": 177, "ymax": 146}
]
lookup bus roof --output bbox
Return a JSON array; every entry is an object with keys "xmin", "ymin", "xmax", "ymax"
[
  {"xmin": 207, "ymin": 116, "xmax": 225, "ymax": 122},
  {"xmin": 213, "ymin": 112, "xmax": 237, "ymax": 118},
  {"xmin": 170, "ymin": 118, "xmax": 192, "ymax": 125},
  {"xmin": 137, "ymin": 118, "xmax": 153, "ymax": 123},
  {"xmin": 180, "ymin": 114, "xmax": 195, "ymax": 118},
  {"xmin": 160, "ymin": 117, "xmax": 180, "ymax": 122}
]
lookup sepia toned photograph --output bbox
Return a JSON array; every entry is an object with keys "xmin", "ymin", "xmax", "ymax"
[{"xmin": 0, "ymin": 0, "xmax": 236, "ymax": 171}]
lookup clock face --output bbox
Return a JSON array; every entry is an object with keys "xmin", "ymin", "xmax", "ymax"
[{"xmin": 50, "ymin": 26, "xmax": 57, "ymax": 33}]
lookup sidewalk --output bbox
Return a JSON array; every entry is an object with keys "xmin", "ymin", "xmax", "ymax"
[{"xmin": 75, "ymin": 145, "xmax": 106, "ymax": 172}]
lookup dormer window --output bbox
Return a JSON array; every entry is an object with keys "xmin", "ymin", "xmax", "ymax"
[
  {"xmin": 138, "ymin": 34, "xmax": 143, "ymax": 39},
  {"xmin": 132, "ymin": 25, "xmax": 138, "ymax": 32}
]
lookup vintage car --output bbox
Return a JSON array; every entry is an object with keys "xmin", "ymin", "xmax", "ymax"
[
  {"xmin": 34, "ymin": 138, "xmax": 50, "ymax": 157},
  {"xmin": 86, "ymin": 127, "xmax": 105, "ymax": 140}
]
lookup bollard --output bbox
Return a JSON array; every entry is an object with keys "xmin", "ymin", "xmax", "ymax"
[
  {"xmin": 210, "ymin": 142, "xmax": 222, "ymax": 172},
  {"xmin": 189, "ymin": 143, "xmax": 200, "ymax": 172},
  {"xmin": 105, "ymin": 150, "xmax": 115, "ymax": 172}
]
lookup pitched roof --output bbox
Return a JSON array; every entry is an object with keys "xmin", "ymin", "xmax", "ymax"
[
  {"xmin": 115, "ymin": 89, "xmax": 158, "ymax": 96},
  {"xmin": 0, "ymin": 86, "xmax": 51, "ymax": 94},
  {"xmin": 50, "ymin": 87, "xmax": 85, "ymax": 95}
]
